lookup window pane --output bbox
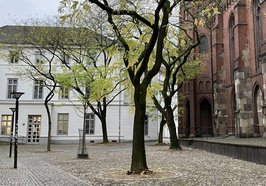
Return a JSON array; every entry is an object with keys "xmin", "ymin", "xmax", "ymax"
[
  {"xmin": 85, "ymin": 113, "xmax": 95, "ymax": 134},
  {"xmin": 7, "ymin": 79, "xmax": 18, "ymax": 98},
  {"xmin": 33, "ymin": 80, "xmax": 44, "ymax": 99},
  {"xmin": 199, "ymin": 35, "xmax": 208, "ymax": 53},
  {"xmin": 57, "ymin": 113, "xmax": 69, "ymax": 135},
  {"xmin": 1, "ymin": 115, "xmax": 12, "ymax": 135}
]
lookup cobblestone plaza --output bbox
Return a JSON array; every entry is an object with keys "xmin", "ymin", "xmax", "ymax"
[{"xmin": 1, "ymin": 142, "xmax": 266, "ymax": 186}]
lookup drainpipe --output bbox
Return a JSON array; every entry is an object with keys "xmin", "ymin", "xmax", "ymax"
[{"xmin": 118, "ymin": 78, "xmax": 121, "ymax": 143}]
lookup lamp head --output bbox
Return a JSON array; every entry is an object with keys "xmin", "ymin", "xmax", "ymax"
[
  {"xmin": 9, "ymin": 108, "xmax": 16, "ymax": 112},
  {"xmin": 11, "ymin": 92, "xmax": 24, "ymax": 99}
]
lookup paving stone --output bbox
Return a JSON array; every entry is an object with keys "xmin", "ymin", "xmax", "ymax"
[{"xmin": 1, "ymin": 139, "xmax": 266, "ymax": 186}]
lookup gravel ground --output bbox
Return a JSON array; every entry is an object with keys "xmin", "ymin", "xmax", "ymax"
[{"xmin": 1, "ymin": 142, "xmax": 266, "ymax": 186}]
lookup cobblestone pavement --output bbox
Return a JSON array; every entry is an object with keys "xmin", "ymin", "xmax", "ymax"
[
  {"xmin": 1, "ymin": 141, "xmax": 266, "ymax": 186},
  {"xmin": 0, "ymin": 144, "xmax": 90, "ymax": 186}
]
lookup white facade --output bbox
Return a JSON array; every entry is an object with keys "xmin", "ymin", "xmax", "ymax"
[{"xmin": 0, "ymin": 26, "xmax": 159, "ymax": 144}]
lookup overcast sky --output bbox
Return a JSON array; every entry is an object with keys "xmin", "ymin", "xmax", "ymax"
[{"xmin": 0, "ymin": 0, "xmax": 61, "ymax": 26}]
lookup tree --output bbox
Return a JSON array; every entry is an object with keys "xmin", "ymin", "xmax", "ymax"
[
  {"xmin": 150, "ymin": 0, "xmax": 220, "ymax": 148},
  {"xmin": 14, "ymin": 18, "xmax": 124, "ymax": 150},
  {"xmin": 60, "ymin": 0, "xmax": 220, "ymax": 174},
  {"xmin": 15, "ymin": 25, "xmax": 60, "ymax": 151},
  {"xmin": 54, "ymin": 17, "xmax": 126, "ymax": 144},
  {"xmin": 157, "ymin": 115, "xmax": 166, "ymax": 144},
  {"xmin": 152, "ymin": 58, "xmax": 203, "ymax": 149},
  {"xmin": 21, "ymin": 17, "xmax": 126, "ymax": 145}
]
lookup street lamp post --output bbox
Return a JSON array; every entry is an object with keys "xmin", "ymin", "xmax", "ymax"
[
  {"xmin": 11, "ymin": 91, "xmax": 24, "ymax": 169},
  {"xmin": 9, "ymin": 108, "xmax": 16, "ymax": 158}
]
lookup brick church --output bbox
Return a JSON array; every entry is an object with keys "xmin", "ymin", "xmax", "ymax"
[{"xmin": 179, "ymin": 0, "xmax": 266, "ymax": 138}]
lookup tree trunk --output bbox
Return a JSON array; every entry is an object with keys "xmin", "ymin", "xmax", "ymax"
[
  {"xmin": 158, "ymin": 116, "xmax": 166, "ymax": 144},
  {"xmin": 44, "ymin": 100, "xmax": 52, "ymax": 151},
  {"xmin": 130, "ymin": 87, "xmax": 149, "ymax": 174},
  {"xmin": 101, "ymin": 118, "xmax": 109, "ymax": 143},
  {"xmin": 99, "ymin": 100, "xmax": 109, "ymax": 143},
  {"xmin": 44, "ymin": 85, "xmax": 56, "ymax": 152},
  {"xmin": 166, "ymin": 106, "xmax": 182, "ymax": 150}
]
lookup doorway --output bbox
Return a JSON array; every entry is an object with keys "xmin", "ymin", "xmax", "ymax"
[
  {"xmin": 27, "ymin": 115, "xmax": 41, "ymax": 144},
  {"xmin": 254, "ymin": 86, "xmax": 263, "ymax": 136},
  {"xmin": 199, "ymin": 99, "xmax": 213, "ymax": 136}
]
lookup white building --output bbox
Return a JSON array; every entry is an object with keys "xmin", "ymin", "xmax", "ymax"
[{"xmin": 0, "ymin": 25, "xmax": 159, "ymax": 144}]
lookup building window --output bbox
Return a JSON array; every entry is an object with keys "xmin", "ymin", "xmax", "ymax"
[
  {"xmin": 57, "ymin": 113, "xmax": 68, "ymax": 135},
  {"xmin": 7, "ymin": 78, "xmax": 18, "ymax": 99},
  {"xmin": 59, "ymin": 86, "xmax": 69, "ymax": 99},
  {"xmin": 206, "ymin": 81, "xmax": 211, "ymax": 91},
  {"xmin": 199, "ymin": 35, "xmax": 209, "ymax": 53},
  {"xmin": 1, "ymin": 115, "xmax": 12, "ymax": 135},
  {"xmin": 33, "ymin": 80, "xmax": 44, "ymax": 99},
  {"xmin": 253, "ymin": 0, "xmax": 263, "ymax": 72},
  {"xmin": 144, "ymin": 115, "xmax": 148, "ymax": 136},
  {"xmin": 199, "ymin": 81, "xmax": 204, "ymax": 91},
  {"xmin": 35, "ymin": 51, "xmax": 45, "ymax": 64},
  {"xmin": 229, "ymin": 14, "xmax": 235, "ymax": 81},
  {"xmin": 85, "ymin": 113, "xmax": 95, "ymax": 134},
  {"xmin": 9, "ymin": 50, "xmax": 19, "ymax": 63}
]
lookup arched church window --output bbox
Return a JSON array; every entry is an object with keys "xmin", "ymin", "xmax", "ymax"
[
  {"xmin": 229, "ymin": 14, "xmax": 235, "ymax": 82},
  {"xmin": 199, "ymin": 81, "xmax": 204, "ymax": 91},
  {"xmin": 199, "ymin": 35, "xmax": 209, "ymax": 53},
  {"xmin": 253, "ymin": 0, "xmax": 263, "ymax": 72},
  {"xmin": 206, "ymin": 81, "xmax": 211, "ymax": 91}
]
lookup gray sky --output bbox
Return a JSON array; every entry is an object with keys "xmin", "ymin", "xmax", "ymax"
[{"xmin": 0, "ymin": 0, "xmax": 61, "ymax": 26}]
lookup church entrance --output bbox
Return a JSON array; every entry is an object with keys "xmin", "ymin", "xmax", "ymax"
[{"xmin": 199, "ymin": 99, "xmax": 213, "ymax": 137}]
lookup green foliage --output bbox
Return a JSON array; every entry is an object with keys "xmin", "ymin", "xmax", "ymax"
[
  {"xmin": 90, "ymin": 78, "xmax": 113, "ymax": 101},
  {"xmin": 178, "ymin": 57, "xmax": 204, "ymax": 82},
  {"xmin": 58, "ymin": 0, "xmax": 221, "ymax": 170}
]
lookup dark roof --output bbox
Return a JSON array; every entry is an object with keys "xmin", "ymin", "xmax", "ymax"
[
  {"xmin": 0, "ymin": 25, "xmax": 27, "ymax": 44},
  {"xmin": 0, "ymin": 25, "xmax": 113, "ymax": 46}
]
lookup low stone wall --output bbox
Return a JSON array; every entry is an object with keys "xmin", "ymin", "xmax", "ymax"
[{"xmin": 179, "ymin": 139, "xmax": 266, "ymax": 165}]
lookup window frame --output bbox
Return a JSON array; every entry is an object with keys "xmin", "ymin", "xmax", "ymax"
[
  {"xmin": 199, "ymin": 81, "xmax": 204, "ymax": 91},
  {"xmin": 57, "ymin": 113, "xmax": 69, "ymax": 135},
  {"xmin": 59, "ymin": 86, "xmax": 69, "ymax": 99},
  {"xmin": 9, "ymin": 50, "xmax": 19, "ymax": 63},
  {"xmin": 1, "ymin": 115, "xmax": 12, "ymax": 135},
  {"xmin": 85, "ymin": 113, "xmax": 95, "ymax": 135},
  {"xmin": 33, "ymin": 80, "xmax": 44, "ymax": 99},
  {"xmin": 7, "ymin": 78, "xmax": 18, "ymax": 99},
  {"xmin": 198, "ymin": 35, "xmax": 209, "ymax": 54},
  {"xmin": 35, "ymin": 50, "xmax": 45, "ymax": 64},
  {"xmin": 253, "ymin": 0, "xmax": 263, "ymax": 72},
  {"xmin": 229, "ymin": 14, "xmax": 235, "ymax": 81}
]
